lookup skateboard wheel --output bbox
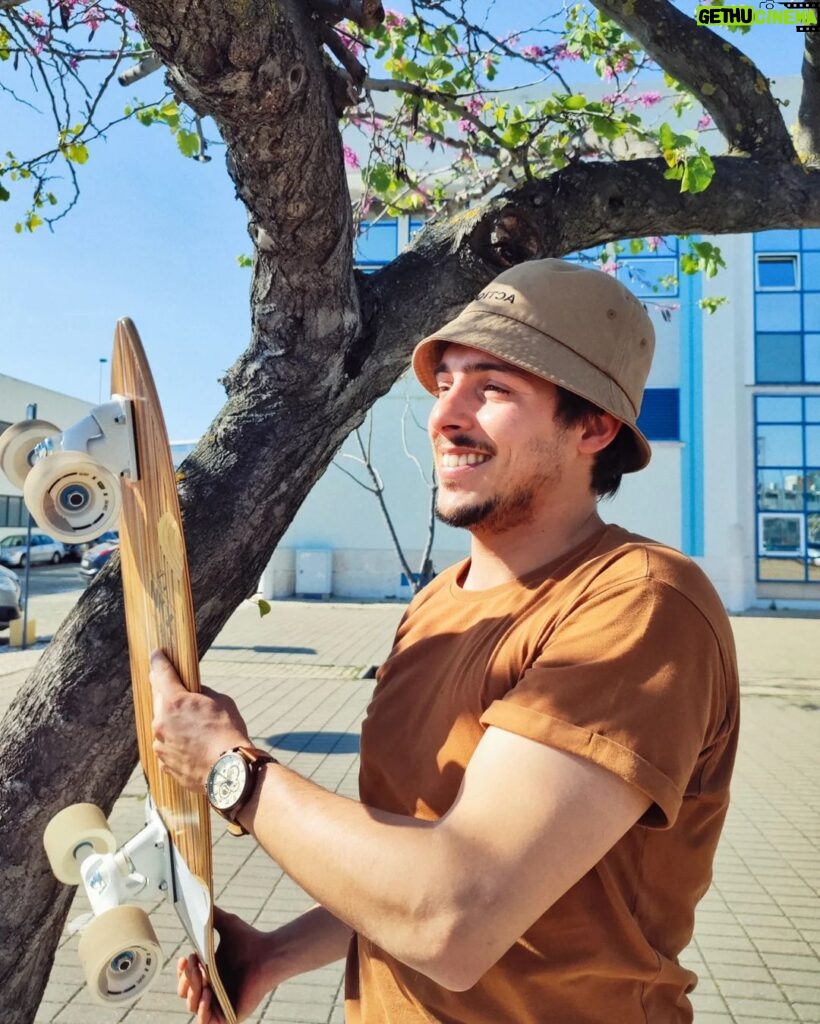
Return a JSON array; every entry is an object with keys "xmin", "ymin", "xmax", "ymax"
[
  {"xmin": 78, "ymin": 904, "xmax": 162, "ymax": 1004},
  {"xmin": 43, "ymin": 803, "xmax": 117, "ymax": 885},
  {"xmin": 0, "ymin": 420, "xmax": 60, "ymax": 490},
  {"xmin": 24, "ymin": 451, "xmax": 121, "ymax": 544}
]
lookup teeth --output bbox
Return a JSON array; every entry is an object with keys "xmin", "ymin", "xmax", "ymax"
[{"xmin": 440, "ymin": 453, "xmax": 490, "ymax": 468}]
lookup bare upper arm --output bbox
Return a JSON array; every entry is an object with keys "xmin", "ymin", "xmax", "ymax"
[{"xmin": 430, "ymin": 724, "xmax": 652, "ymax": 989}]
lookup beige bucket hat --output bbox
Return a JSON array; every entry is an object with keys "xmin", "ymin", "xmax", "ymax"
[{"xmin": 412, "ymin": 258, "xmax": 656, "ymax": 472}]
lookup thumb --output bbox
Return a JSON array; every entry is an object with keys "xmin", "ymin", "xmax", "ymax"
[{"xmin": 149, "ymin": 649, "xmax": 185, "ymax": 700}]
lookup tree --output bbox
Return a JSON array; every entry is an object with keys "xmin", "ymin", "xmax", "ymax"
[{"xmin": 1, "ymin": 0, "xmax": 819, "ymax": 1019}]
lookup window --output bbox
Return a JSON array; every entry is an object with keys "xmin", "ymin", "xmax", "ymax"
[
  {"xmin": 755, "ymin": 334, "xmax": 802, "ymax": 383},
  {"xmin": 755, "ymin": 395, "xmax": 820, "ymax": 583},
  {"xmin": 756, "ymin": 253, "xmax": 799, "ymax": 290}
]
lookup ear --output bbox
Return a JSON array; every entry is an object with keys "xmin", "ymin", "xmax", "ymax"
[{"xmin": 576, "ymin": 413, "xmax": 622, "ymax": 456}]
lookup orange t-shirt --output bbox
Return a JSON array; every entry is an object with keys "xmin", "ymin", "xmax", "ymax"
[{"xmin": 345, "ymin": 525, "xmax": 739, "ymax": 1023}]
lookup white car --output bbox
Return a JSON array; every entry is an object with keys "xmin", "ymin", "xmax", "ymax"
[
  {"xmin": 0, "ymin": 533, "xmax": 66, "ymax": 567},
  {"xmin": 0, "ymin": 564, "xmax": 22, "ymax": 629}
]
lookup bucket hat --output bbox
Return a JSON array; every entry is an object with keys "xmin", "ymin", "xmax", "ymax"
[{"xmin": 412, "ymin": 258, "xmax": 656, "ymax": 471}]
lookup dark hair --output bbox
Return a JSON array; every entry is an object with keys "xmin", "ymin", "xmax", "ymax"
[{"xmin": 553, "ymin": 387, "xmax": 635, "ymax": 499}]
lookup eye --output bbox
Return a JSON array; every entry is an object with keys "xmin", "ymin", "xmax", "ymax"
[
  {"xmin": 483, "ymin": 381, "xmax": 510, "ymax": 395},
  {"xmin": 434, "ymin": 379, "xmax": 452, "ymax": 396}
]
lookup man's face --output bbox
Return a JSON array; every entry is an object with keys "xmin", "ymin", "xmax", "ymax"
[{"xmin": 429, "ymin": 343, "xmax": 575, "ymax": 535}]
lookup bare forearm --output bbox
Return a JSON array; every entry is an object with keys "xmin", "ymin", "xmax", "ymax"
[
  {"xmin": 237, "ymin": 763, "xmax": 467, "ymax": 981},
  {"xmin": 263, "ymin": 906, "xmax": 353, "ymax": 985}
]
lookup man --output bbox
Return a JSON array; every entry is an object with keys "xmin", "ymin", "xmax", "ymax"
[{"xmin": 153, "ymin": 258, "xmax": 739, "ymax": 1023}]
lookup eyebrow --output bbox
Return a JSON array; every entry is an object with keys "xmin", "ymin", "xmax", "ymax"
[{"xmin": 433, "ymin": 358, "xmax": 530, "ymax": 379}]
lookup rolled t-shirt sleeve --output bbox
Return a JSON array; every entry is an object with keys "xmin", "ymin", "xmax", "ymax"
[{"xmin": 479, "ymin": 577, "xmax": 728, "ymax": 828}]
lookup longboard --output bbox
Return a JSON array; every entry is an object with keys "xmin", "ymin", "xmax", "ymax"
[{"xmin": 1, "ymin": 319, "xmax": 236, "ymax": 1020}]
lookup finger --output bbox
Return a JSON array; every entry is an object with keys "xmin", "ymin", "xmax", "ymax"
[{"xmin": 149, "ymin": 649, "xmax": 185, "ymax": 698}]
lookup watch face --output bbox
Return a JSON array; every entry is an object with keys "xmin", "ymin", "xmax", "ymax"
[{"xmin": 206, "ymin": 752, "xmax": 247, "ymax": 811}]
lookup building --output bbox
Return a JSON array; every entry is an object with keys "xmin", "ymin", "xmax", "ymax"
[
  {"xmin": 264, "ymin": 224, "xmax": 820, "ymax": 612},
  {"xmin": 3, "ymin": 233, "xmax": 817, "ymax": 614}
]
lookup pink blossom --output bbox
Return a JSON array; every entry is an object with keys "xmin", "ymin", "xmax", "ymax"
[
  {"xmin": 603, "ymin": 66, "xmax": 615, "ymax": 81},
  {"xmin": 614, "ymin": 57, "xmax": 631, "ymax": 73},
  {"xmin": 697, "ymin": 114, "xmax": 713, "ymax": 131},
  {"xmin": 483, "ymin": 54, "xmax": 494, "ymax": 74},
  {"xmin": 458, "ymin": 118, "xmax": 476, "ymax": 135},
  {"xmin": 505, "ymin": 34, "xmax": 521, "ymax": 48},
  {"xmin": 636, "ymin": 91, "xmax": 662, "ymax": 108},
  {"xmin": 600, "ymin": 261, "xmax": 618, "ymax": 275},
  {"xmin": 521, "ymin": 45, "xmax": 546, "ymax": 60},
  {"xmin": 83, "ymin": 5, "xmax": 105, "ymax": 32},
  {"xmin": 384, "ymin": 9, "xmax": 407, "ymax": 29},
  {"xmin": 342, "ymin": 34, "xmax": 364, "ymax": 58},
  {"xmin": 552, "ymin": 43, "xmax": 581, "ymax": 62},
  {"xmin": 68, "ymin": 55, "xmax": 79, "ymax": 70},
  {"xmin": 647, "ymin": 236, "xmax": 663, "ymax": 251},
  {"xmin": 602, "ymin": 92, "xmax": 635, "ymax": 111},
  {"xmin": 343, "ymin": 145, "xmax": 360, "ymax": 170},
  {"xmin": 464, "ymin": 95, "xmax": 485, "ymax": 117}
]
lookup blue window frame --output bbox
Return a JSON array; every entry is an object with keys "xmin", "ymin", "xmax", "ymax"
[
  {"xmin": 754, "ymin": 232, "xmax": 820, "ymax": 385},
  {"xmin": 756, "ymin": 253, "xmax": 799, "ymax": 290},
  {"xmin": 754, "ymin": 394, "xmax": 820, "ymax": 584},
  {"xmin": 355, "ymin": 220, "xmax": 399, "ymax": 269}
]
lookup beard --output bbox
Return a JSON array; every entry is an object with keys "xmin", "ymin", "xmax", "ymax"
[{"xmin": 435, "ymin": 445, "xmax": 565, "ymax": 535}]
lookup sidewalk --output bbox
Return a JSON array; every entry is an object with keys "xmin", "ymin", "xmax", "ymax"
[{"xmin": 4, "ymin": 599, "xmax": 818, "ymax": 1023}]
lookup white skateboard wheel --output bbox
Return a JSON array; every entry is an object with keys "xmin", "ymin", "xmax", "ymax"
[
  {"xmin": 24, "ymin": 451, "xmax": 121, "ymax": 544},
  {"xmin": 78, "ymin": 904, "xmax": 162, "ymax": 1004},
  {"xmin": 43, "ymin": 803, "xmax": 117, "ymax": 885},
  {"xmin": 0, "ymin": 420, "xmax": 60, "ymax": 490}
]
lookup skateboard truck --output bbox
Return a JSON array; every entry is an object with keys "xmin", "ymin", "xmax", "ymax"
[
  {"xmin": 0, "ymin": 398, "xmax": 139, "ymax": 545},
  {"xmin": 43, "ymin": 801, "xmax": 173, "ymax": 1004}
]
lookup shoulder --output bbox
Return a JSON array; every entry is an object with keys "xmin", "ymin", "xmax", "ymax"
[{"xmin": 577, "ymin": 525, "xmax": 733, "ymax": 644}]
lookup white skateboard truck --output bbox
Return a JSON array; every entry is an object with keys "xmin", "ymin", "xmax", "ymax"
[{"xmin": 0, "ymin": 400, "xmax": 137, "ymax": 544}]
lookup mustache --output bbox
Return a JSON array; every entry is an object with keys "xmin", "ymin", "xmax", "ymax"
[{"xmin": 435, "ymin": 435, "xmax": 496, "ymax": 457}]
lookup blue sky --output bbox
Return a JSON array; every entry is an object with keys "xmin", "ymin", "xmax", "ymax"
[{"xmin": 0, "ymin": 2, "xmax": 808, "ymax": 440}]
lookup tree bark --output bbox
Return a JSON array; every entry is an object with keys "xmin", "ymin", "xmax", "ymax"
[{"xmin": 3, "ymin": 1, "xmax": 820, "ymax": 1021}]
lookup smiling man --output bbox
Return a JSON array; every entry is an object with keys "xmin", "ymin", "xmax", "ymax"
[{"xmin": 154, "ymin": 258, "xmax": 739, "ymax": 1024}]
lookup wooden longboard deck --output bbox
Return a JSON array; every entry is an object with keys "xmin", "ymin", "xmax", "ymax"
[{"xmin": 111, "ymin": 318, "xmax": 236, "ymax": 1023}]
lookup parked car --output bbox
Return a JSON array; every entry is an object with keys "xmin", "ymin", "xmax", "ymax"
[
  {"xmin": 64, "ymin": 531, "xmax": 119, "ymax": 562},
  {"xmin": 0, "ymin": 565, "xmax": 22, "ymax": 629},
  {"xmin": 0, "ymin": 533, "xmax": 65, "ymax": 567},
  {"xmin": 78, "ymin": 536, "xmax": 120, "ymax": 584}
]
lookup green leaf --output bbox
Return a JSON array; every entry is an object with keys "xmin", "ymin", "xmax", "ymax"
[
  {"xmin": 681, "ymin": 150, "xmax": 715, "ymax": 195},
  {"xmin": 64, "ymin": 142, "xmax": 89, "ymax": 165},
  {"xmin": 698, "ymin": 296, "xmax": 729, "ymax": 314},
  {"xmin": 256, "ymin": 599, "xmax": 272, "ymax": 618},
  {"xmin": 0, "ymin": 183, "xmax": 9, "ymax": 202},
  {"xmin": 367, "ymin": 163, "xmax": 393, "ymax": 193},
  {"xmin": 564, "ymin": 94, "xmax": 588, "ymax": 111},
  {"xmin": 236, "ymin": 253, "xmax": 253, "ymax": 268},
  {"xmin": 176, "ymin": 129, "xmax": 200, "ymax": 158}
]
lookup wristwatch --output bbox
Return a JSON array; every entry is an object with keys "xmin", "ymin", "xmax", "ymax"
[{"xmin": 205, "ymin": 746, "xmax": 276, "ymax": 836}]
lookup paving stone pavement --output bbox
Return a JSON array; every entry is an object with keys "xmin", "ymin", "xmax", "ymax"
[{"xmin": 3, "ymin": 597, "xmax": 819, "ymax": 1023}]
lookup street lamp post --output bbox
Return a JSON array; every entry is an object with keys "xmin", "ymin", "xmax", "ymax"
[{"xmin": 98, "ymin": 357, "xmax": 108, "ymax": 403}]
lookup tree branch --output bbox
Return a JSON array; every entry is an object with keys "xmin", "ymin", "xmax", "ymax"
[
  {"xmin": 118, "ymin": 52, "xmax": 163, "ymax": 86},
  {"xmin": 588, "ymin": 0, "xmax": 796, "ymax": 160},
  {"xmin": 309, "ymin": 0, "xmax": 384, "ymax": 30}
]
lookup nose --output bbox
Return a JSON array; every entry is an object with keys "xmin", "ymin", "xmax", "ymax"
[{"xmin": 428, "ymin": 377, "xmax": 477, "ymax": 438}]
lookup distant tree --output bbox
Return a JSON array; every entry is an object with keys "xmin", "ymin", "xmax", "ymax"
[
  {"xmin": 1, "ymin": 1, "xmax": 819, "ymax": 1019},
  {"xmin": 334, "ymin": 399, "xmax": 437, "ymax": 595}
]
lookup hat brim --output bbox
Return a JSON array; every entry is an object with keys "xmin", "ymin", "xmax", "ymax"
[{"xmin": 412, "ymin": 308, "xmax": 652, "ymax": 473}]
